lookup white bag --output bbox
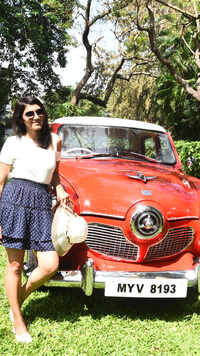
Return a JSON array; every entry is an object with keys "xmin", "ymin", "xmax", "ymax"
[{"xmin": 51, "ymin": 205, "xmax": 88, "ymax": 256}]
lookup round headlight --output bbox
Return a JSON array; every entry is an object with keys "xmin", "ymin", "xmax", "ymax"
[{"xmin": 131, "ymin": 206, "xmax": 163, "ymax": 239}]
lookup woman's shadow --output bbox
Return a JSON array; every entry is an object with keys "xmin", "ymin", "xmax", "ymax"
[{"xmin": 22, "ymin": 287, "xmax": 200, "ymax": 325}]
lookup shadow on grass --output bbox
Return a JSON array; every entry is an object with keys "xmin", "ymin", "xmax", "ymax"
[{"xmin": 23, "ymin": 287, "xmax": 200, "ymax": 326}]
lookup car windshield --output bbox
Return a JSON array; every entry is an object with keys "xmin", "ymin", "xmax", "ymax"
[{"xmin": 58, "ymin": 124, "xmax": 176, "ymax": 165}]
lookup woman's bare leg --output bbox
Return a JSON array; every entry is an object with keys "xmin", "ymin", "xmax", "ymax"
[
  {"xmin": 21, "ymin": 250, "xmax": 59, "ymax": 304},
  {"xmin": 5, "ymin": 248, "xmax": 58, "ymax": 343},
  {"xmin": 5, "ymin": 248, "xmax": 28, "ymax": 335},
  {"xmin": 5, "ymin": 248, "xmax": 58, "ymax": 341}
]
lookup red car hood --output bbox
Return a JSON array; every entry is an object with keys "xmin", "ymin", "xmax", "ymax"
[{"xmin": 59, "ymin": 159, "xmax": 198, "ymax": 219}]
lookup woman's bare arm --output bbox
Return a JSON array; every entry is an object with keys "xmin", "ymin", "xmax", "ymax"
[
  {"xmin": 0, "ymin": 162, "xmax": 11, "ymax": 242},
  {"xmin": 0, "ymin": 162, "xmax": 11, "ymax": 198},
  {"xmin": 51, "ymin": 136, "xmax": 70, "ymax": 205}
]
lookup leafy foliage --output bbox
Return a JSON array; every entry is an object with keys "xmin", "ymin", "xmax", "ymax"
[
  {"xmin": 108, "ymin": 74, "xmax": 155, "ymax": 121},
  {"xmin": 116, "ymin": 1, "xmax": 200, "ymax": 140},
  {"xmin": 152, "ymin": 73, "xmax": 200, "ymax": 140},
  {"xmin": 0, "ymin": 0, "xmax": 75, "ymax": 98},
  {"xmin": 175, "ymin": 140, "xmax": 200, "ymax": 177},
  {"xmin": 141, "ymin": 6, "xmax": 200, "ymax": 140},
  {"xmin": 44, "ymin": 87, "xmax": 106, "ymax": 120},
  {"xmin": 0, "ymin": 68, "xmax": 11, "ymax": 111},
  {"xmin": 49, "ymin": 101, "xmax": 106, "ymax": 120}
]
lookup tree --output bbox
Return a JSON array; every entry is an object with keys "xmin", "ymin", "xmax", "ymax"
[
  {"xmin": 152, "ymin": 72, "xmax": 200, "ymax": 140},
  {"xmin": 44, "ymin": 86, "xmax": 106, "ymax": 120},
  {"xmin": 0, "ymin": 0, "xmax": 75, "ymax": 100},
  {"xmin": 108, "ymin": 74, "xmax": 155, "ymax": 121},
  {"xmin": 134, "ymin": 0, "xmax": 200, "ymax": 103},
  {"xmin": 120, "ymin": 0, "xmax": 200, "ymax": 138},
  {"xmin": 70, "ymin": 0, "xmax": 138, "ymax": 107}
]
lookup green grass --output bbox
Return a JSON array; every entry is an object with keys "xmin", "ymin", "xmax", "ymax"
[{"xmin": 1, "ymin": 246, "xmax": 200, "ymax": 356}]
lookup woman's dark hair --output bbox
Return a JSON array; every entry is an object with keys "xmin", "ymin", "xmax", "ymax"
[{"xmin": 12, "ymin": 95, "xmax": 52, "ymax": 149}]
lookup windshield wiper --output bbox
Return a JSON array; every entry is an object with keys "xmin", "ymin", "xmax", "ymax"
[
  {"xmin": 78, "ymin": 153, "xmax": 120, "ymax": 159},
  {"xmin": 78, "ymin": 151, "xmax": 160, "ymax": 163},
  {"xmin": 117, "ymin": 151, "xmax": 161, "ymax": 164}
]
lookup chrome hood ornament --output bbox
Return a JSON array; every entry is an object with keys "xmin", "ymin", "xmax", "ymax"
[{"xmin": 128, "ymin": 171, "xmax": 157, "ymax": 183}]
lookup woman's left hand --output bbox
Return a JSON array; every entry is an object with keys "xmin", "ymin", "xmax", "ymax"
[{"xmin": 56, "ymin": 184, "xmax": 74, "ymax": 210}]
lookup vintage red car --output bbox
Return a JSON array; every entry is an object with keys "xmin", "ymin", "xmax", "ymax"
[{"xmin": 25, "ymin": 117, "xmax": 200, "ymax": 301}]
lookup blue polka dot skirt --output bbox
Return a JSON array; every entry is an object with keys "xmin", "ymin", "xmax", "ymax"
[{"xmin": 0, "ymin": 178, "xmax": 55, "ymax": 251}]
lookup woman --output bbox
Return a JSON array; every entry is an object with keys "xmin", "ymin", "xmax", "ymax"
[{"xmin": 0, "ymin": 96, "xmax": 68, "ymax": 343}]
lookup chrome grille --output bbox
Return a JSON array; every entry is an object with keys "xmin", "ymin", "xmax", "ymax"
[
  {"xmin": 87, "ymin": 223, "xmax": 138, "ymax": 260},
  {"xmin": 86, "ymin": 223, "xmax": 194, "ymax": 262},
  {"xmin": 145, "ymin": 227, "xmax": 194, "ymax": 261}
]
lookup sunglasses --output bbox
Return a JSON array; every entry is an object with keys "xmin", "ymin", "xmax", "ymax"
[{"xmin": 24, "ymin": 108, "xmax": 44, "ymax": 118}]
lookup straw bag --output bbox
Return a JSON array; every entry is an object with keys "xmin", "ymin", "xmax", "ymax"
[{"xmin": 51, "ymin": 205, "xmax": 88, "ymax": 256}]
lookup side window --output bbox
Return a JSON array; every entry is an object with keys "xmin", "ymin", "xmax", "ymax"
[
  {"xmin": 159, "ymin": 135, "xmax": 175, "ymax": 163},
  {"xmin": 143, "ymin": 134, "xmax": 176, "ymax": 163},
  {"xmin": 144, "ymin": 137, "xmax": 157, "ymax": 159}
]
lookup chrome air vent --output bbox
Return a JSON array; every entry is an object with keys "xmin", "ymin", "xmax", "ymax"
[
  {"xmin": 86, "ymin": 223, "xmax": 138, "ymax": 260},
  {"xmin": 145, "ymin": 227, "xmax": 194, "ymax": 261},
  {"xmin": 86, "ymin": 223, "xmax": 194, "ymax": 262}
]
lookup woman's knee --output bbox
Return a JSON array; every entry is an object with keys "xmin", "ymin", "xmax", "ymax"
[
  {"xmin": 5, "ymin": 248, "xmax": 25, "ymax": 276},
  {"xmin": 6, "ymin": 261, "xmax": 23, "ymax": 276},
  {"xmin": 37, "ymin": 251, "xmax": 59, "ymax": 276},
  {"xmin": 42, "ymin": 261, "xmax": 58, "ymax": 276}
]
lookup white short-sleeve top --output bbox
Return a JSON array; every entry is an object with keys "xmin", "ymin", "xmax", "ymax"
[{"xmin": 0, "ymin": 133, "xmax": 59, "ymax": 184}]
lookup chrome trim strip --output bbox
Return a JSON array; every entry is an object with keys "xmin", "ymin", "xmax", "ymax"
[
  {"xmin": 82, "ymin": 214, "xmax": 200, "ymax": 222},
  {"xmin": 167, "ymin": 216, "xmax": 199, "ymax": 222},
  {"xmin": 43, "ymin": 259, "xmax": 200, "ymax": 295},
  {"xmin": 81, "ymin": 214, "xmax": 199, "ymax": 222},
  {"xmin": 81, "ymin": 211, "xmax": 125, "ymax": 220}
]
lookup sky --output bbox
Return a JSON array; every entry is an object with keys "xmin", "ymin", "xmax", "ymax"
[{"xmin": 55, "ymin": 45, "xmax": 86, "ymax": 86}]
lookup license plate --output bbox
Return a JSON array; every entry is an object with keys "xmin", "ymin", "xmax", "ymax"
[{"xmin": 104, "ymin": 278, "xmax": 188, "ymax": 298}]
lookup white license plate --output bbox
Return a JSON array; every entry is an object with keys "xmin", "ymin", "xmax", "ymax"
[{"xmin": 104, "ymin": 278, "xmax": 188, "ymax": 298}]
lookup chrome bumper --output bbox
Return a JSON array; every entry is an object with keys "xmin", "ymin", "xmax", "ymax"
[{"xmin": 41, "ymin": 258, "xmax": 200, "ymax": 296}]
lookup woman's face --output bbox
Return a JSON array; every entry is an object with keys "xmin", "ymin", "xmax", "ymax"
[{"xmin": 22, "ymin": 104, "xmax": 45, "ymax": 133}]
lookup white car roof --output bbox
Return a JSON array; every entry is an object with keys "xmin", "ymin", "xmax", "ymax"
[{"xmin": 53, "ymin": 117, "xmax": 166, "ymax": 133}]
